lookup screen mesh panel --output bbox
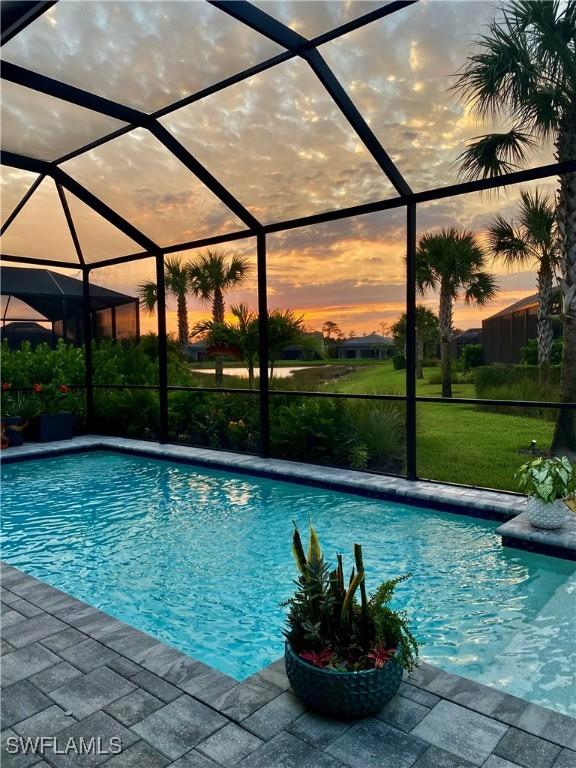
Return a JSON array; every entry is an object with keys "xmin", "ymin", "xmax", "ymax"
[
  {"xmin": 160, "ymin": 57, "xmax": 395, "ymax": 223},
  {"xmin": 0, "ymin": 80, "xmax": 126, "ymax": 162},
  {"xmin": 2, "ymin": 1, "xmax": 284, "ymax": 113}
]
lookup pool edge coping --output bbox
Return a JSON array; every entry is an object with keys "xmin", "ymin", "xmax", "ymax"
[{"xmin": 3, "ymin": 434, "xmax": 576, "ymax": 560}]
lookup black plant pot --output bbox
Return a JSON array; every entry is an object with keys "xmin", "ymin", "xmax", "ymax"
[
  {"xmin": 285, "ymin": 643, "xmax": 403, "ymax": 719},
  {"xmin": 37, "ymin": 412, "xmax": 74, "ymax": 442},
  {"xmin": 3, "ymin": 416, "xmax": 24, "ymax": 447}
]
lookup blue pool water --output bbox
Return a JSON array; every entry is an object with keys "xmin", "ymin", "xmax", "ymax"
[{"xmin": 2, "ymin": 451, "xmax": 575, "ymax": 715}]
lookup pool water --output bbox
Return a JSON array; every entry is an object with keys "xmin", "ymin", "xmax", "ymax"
[{"xmin": 2, "ymin": 451, "xmax": 575, "ymax": 716}]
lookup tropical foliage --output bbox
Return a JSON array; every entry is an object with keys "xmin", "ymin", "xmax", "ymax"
[
  {"xmin": 284, "ymin": 524, "xmax": 419, "ymax": 672},
  {"xmin": 453, "ymin": 0, "xmax": 576, "ymax": 449},
  {"xmin": 416, "ymin": 228, "xmax": 498, "ymax": 397},
  {"xmin": 391, "ymin": 306, "xmax": 439, "ymax": 379},
  {"xmin": 140, "ymin": 256, "xmax": 193, "ymax": 347},
  {"xmin": 486, "ymin": 190, "xmax": 559, "ymax": 381},
  {"xmin": 189, "ymin": 250, "xmax": 250, "ymax": 385}
]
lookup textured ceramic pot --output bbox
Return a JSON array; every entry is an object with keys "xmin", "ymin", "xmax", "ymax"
[
  {"xmin": 526, "ymin": 497, "xmax": 569, "ymax": 530},
  {"xmin": 285, "ymin": 643, "xmax": 403, "ymax": 719}
]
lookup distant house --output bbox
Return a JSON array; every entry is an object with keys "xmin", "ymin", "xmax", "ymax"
[
  {"xmin": 281, "ymin": 331, "xmax": 325, "ymax": 361},
  {"xmin": 0, "ymin": 321, "xmax": 55, "ymax": 349},
  {"xmin": 482, "ymin": 293, "xmax": 561, "ymax": 364},
  {"xmin": 336, "ymin": 333, "xmax": 393, "ymax": 360},
  {"xmin": 449, "ymin": 328, "xmax": 482, "ymax": 359},
  {"xmin": 187, "ymin": 331, "xmax": 325, "ymax": 362},
  {"xmin": 187, "ymin": 340, "xmax": 208, "ymax": 362}
]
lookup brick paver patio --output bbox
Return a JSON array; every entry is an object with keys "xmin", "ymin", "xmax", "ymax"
[{"xmin": 1, "ymin": 562, "xmax": 574, "ymax": 768}]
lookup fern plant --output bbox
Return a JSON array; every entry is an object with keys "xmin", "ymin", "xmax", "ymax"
[{"xmin": 284, "ymin": 523, "xmax": 419, "ymax": 672}]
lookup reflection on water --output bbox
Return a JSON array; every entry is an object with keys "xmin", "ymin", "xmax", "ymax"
[
  {"xmin": 3, "ymin": 451, "xmax": 575, "ymax": 716},
  {"xmin": 189, "ymin": 366, "xmax": 317, "ymax": 379}
]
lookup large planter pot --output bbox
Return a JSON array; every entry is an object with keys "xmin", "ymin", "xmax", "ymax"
[
  {"xmin": 37, "ymin": 412, "xmax": 74, "ymax": 442},
  {"xmin": 526, "ymin": 497, "xmax": 569, "ymax": 530},
  {"xmin": 2, "ymin": 416, "xmax": 24, "ymax": 447},
  {"xmin": 285, "ymin": 643, "xmax": 403, "ymax": 719}
]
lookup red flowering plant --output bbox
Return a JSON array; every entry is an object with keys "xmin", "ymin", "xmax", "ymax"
[
  {"xmin": 31, "ymin": 383, "xmax": 71, "ymax": 415},
  {"xmin": 284, "ymin": 524, "xmax": 419, "ymax": 673}
]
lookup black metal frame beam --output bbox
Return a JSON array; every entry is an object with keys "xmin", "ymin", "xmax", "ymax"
[
  {"xmin": 257, "ymin": 231, "xmax": 269, "ymax": 457},
  {"xmin": 210, "ymin": 1, "xmax": 412, "ymax": 196},
  {"xmin": 56, "ymin": 182, "xmax": 85, "ymax": 266},
  {"xmin": 304, "ymin": 49, "xmax": 412, "ymax": 196},
  {"xmin": 2, "ymin": 160, "xmax": 573, "ymax": 270},
  {"xmin": 82, "ymin": 267, "xmax": 94, "ymax": 431},
  {"xmin": 2, "ymin": 0, "xmax": 574, "ymax": 494},
  {"xmin": 148, "ymin": 124, "xmax": 260, "ymax": 231},
  {"xmin": 155, "ymin": 253, "xmax": 169, "ymax": 443},
  {"xmin": 1, "ymin": 1, "xmax": 56, "ymax": 46},
  {"xmin": 405, "ymin": 203, "xmax": 417, "ymax": 479},
  {"xmin": 0, "ymin": 172, "xmax": 44, "ymax": 236}
]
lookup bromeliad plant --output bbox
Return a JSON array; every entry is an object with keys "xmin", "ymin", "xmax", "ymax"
[
  {"xmin": 515, "ymin": 456, "xmax": 576, "ymax": 504},
  {"xmin": 284, "ymin": 524, "xmax": 419, "ymax": 673}
]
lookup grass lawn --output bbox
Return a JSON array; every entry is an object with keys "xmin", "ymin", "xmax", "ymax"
[{"xmin": 325, "ymin": 361, "xmax": 554, "ymax": 491}]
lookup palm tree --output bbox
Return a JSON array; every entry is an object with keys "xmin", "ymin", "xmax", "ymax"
[
  {"xmin": 416, "ymin": 228, "xmax": 498, "ymax": 398},
  {"xmin": 391, "ymin": 306, "xmax": 440, "ymax": 380},
  {"xmin": 453, "ymin": 0, "xmax": 576, "ymax": 447},
  {"xmin": 267, "ymin": 309, "xmax": 308, "ymax": 379},
  {"xmin": 486, "ymin": 190, "xmax": 559, "ymax": 382},
  {"xmin": 188, "ymin": 250, "xmax": 250, "ymax": 386},
  {"xmin": 138, "ymin": 256, "xmax": 192, "ymax": 347}
]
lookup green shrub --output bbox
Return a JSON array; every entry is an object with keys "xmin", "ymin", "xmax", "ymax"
[
  {"xmin": 342, "ymin": 400, "xmax": 405, "ymax": 473},
  {"xmin": 475, "ymin": 365, "xmax": 561, "ymax": 397},
  {"xmin": 462, "ymin": 344, "xmax": 484, "ymax": 370},
  {"xmin": 520, "ymin": 338, "xmax": 563, "ymax": 366},
  {"xmin": 168, "ymin": 390, "xmax": 259, "ymax": 452},
  {"xmin": 93, "ymin": 388, "xmax": 159, "ymax": 439},
  {"xmin": 392, "ymin": 354, "xmax": 406, "ymax": 370}
]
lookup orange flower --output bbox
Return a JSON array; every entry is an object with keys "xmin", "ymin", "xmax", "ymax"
[{"xmin": 33, "ymin": 383, "xmax": 42, "ymax": 393}]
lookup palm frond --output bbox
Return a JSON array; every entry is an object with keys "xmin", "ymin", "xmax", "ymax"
[
  {"xmin": 456, "ymin": 130, "xmax": 536, "ymax": 181},
  {"xmin": 486, "ymin": 214, "xmax": 530, "ymax": 267},
  {"xmin": 138, "ymin": 282, "xmax": 158, "ymax": 314},
  {"xmin": 464, "ymin": 272, "xmax": 499, "ymax": 306}
]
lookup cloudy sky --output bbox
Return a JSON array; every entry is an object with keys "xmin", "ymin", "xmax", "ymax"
[{"xmin": 0, "ymin": 0, "xmax": 556, "ymax": 336}]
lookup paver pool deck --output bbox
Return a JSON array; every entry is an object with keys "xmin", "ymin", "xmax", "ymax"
[{"xmin": 2, "ymin": 562, "xmax": 575, "ymax": 768}]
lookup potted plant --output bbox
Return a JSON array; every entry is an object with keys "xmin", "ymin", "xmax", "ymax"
[
  {"xmin": 284, "ymin": 523, "xmax": 419, "ymax": 719},
  {"xmin": 516, "ymin": 456, "xmax": 575, "ymax": 529},
  {"xmin": 1, "ymin": 383, "xmax": 26, "ymax": 448},
  {"xmin": 32, "ymin": 383, "xmax": 74, "ymax": 442}
]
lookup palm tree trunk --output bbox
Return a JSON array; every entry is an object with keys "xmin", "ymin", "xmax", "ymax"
[
  {"xmin": 416, "ymin": 331, "xmax": 424, "ymax": 379},
  {"xmin": 213, "ymin": 288, "xmax": 225, "ymax": 386},
  {"xmin": 176, "ymin": 292, "xmax": 189, "ymax": 348},
  {"xmin": 552, "ymin": 118, "xmax": 576, "ymax": 452},
  {"xmin": 537, "ymin": 261, "xmax": 554, "ymax": 384},
  {"xmin": 439, "ymin": 283, "xmax": 453, "ymax": 398}
]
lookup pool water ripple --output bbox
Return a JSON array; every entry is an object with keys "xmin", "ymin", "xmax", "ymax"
[{"xmin": 2, "ymin": 451, "xmax": 575, "ymax": 716}]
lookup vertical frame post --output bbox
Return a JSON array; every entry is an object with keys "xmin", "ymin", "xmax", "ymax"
[
  {"xmin": 155, "ymin": 252, "xmax": 169, "ymax": 443},
  {"xmin": 82, "ymin": 268, "xmax": 94, "ymax": 432},
  {"xmin": 406, "ymin": 203, "xmax": 417, "ymax": 480},
  {"xmin": 257, "ymin": 231, "xmax": 270, "ymax": 457}
]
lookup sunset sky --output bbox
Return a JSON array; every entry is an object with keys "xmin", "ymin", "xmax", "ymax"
[{"xmin": 0, "ymin": 0, "xmax": 557, "ymax": 337}]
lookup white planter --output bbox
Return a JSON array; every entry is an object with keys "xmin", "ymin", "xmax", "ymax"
[{"xmin": 525, "ymin": 497, "xmax": 569, "ymax": 530}]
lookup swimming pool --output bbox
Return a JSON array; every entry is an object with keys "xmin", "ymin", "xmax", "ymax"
[{"xmin": 2, "ymin": 450, "xmax": 575, "ymax": 716}]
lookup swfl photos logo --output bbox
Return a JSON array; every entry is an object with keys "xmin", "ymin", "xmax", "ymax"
[{"xmin": 6, "ymin": 736, "xmax": 123, "ymax": 757}]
